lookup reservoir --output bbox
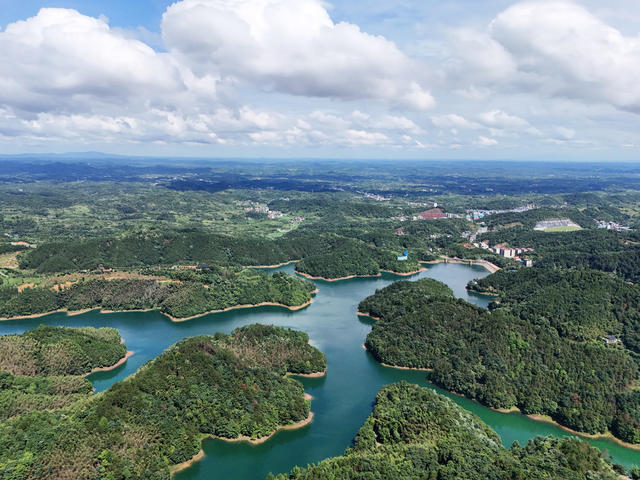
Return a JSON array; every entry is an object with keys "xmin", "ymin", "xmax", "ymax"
[{"xmin": 1, "ymin": 263, "xmax": 637, "ymax": 475}]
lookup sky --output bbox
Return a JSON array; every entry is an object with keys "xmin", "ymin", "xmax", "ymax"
[{"xmin": 0, "ymin": 0, "xmax": 639, "ymax": 160}]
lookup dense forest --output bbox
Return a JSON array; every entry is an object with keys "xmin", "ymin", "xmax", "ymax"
[
  {"xmin": 469, "ymin": 268, "xmax": 640, "ymax": 353},
  {"xmin": 0, "ymin": 270, "xmax": 316, "ymax": 319},
  {"xmin": 0, "ymin": 325, "xmax": 325, "ymax": 479},
  {"xmin": 0, "ymin": 326, "xmax": 125, "ymax": 421},
  {"xmin": 295, "ymin": 239, "xmax": 423, "ymax": 279},
  {"xmin": 18, "ymin": 230, "xmax": 423, "ymax": 277},
  {"xmin": 360, "ymin": 273, "xmax": 640, "ymax": 444},
  {"xmin": 272, "ymin": 382, "xmax": 621, "ymax": 480},
  {"xmin": 14, "ymin": 210, "xmax": 488, "ymax": 280},
  {"xmin": 0, "ymin": 325, "xmax": 126, "ymax": 377},
  {"xmin": 0, "ymin": 371, "xmax": 93, "ymax": 420},
  {"xmin": 478, "ymin": 229, "xmax": 640, "ymax": 282},
  {"xmin": 358, "ymin": 278, "xmax": 454, "ymax": 319}
]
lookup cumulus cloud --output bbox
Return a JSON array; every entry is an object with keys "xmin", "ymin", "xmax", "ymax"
[
  {"xmin": 431, "ymin": 114, "xmax": 478, "ymax": 129},
  {"xmin": 476, "ymin": 136, "xmax": 498, "ymax": 146},
  {"xmin": 2, "ymin": 0, "xmax": 639, "ymax": 157},
  {"xmin": 478, "ymin": 110, "xmax": 529, "ymax": 128},
  {"xmin": 0, "ymin": 8, "xmax": 184, "ymax": 114},
  {"xmin": 162, "ymin": 0, "xmax": 434, "ymax": 110},
  {"xmin": 450, "ymin": 0, "xmax": 640, "ymax": 114}
]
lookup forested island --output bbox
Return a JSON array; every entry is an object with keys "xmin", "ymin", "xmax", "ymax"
[
  {"xmin": 273, "ymin": 382, "xmax": 623, "ymax": 480},
  {"xmin": 360, "ymin": 273, "xmax": 640, "ymax": 445},
  {"xmin": 0, "ymin": 269, "xmax": 316, "ymax": 320},
  {"xmin": 0, "ymin": 325, "xmax": 129, "ymax": 419},
  {"xmin": 0, "ymin": 324, "xmax": 326, "ymax": 479}
]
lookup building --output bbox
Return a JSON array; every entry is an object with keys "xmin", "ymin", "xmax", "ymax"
[
  {"xmin": 603, "ymin": 336, "xmax": 620, "ymax": 344},
  {"xmin": 395, "ymin": 227, "xmax": 405, "ymax": 236},
  {"xmin": 11, "ymin": 241, "xmax": 35, "ymax": 248},
  {"xmin": 417, "ymin": 208, "xmax": 445, "ymax": 220}
]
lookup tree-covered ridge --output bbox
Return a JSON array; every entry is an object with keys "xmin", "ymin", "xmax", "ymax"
[
  {"xmin": 216, "ymin": 324, "xmax": 326, "ymax": 375},
  {"xmin": 0, "ymin": 326, "xmax": 125, "ymax": 421},
  {"xmin": 361, "ymin": 276, "xmax": 640, "ymax": 444},
  {"xmin": 18, "ymin": 224, "xmax": 455, "ymax": 279},
  {"xmin": 358, "ymin": 277, "xmax": 454, "ymax": 320},
  {"xmin": 17, "ymin": 231, "xmax": 338, "ymax": 273},
  {"xmin": 0, "ymin": 325, "xmax": 126, "ymax": 377},
  {"xmin": 0, "ymin": 270, "xmax": 316, "ymax": 320},
  {"xmin": 0, "ymin": 372, "xmax": 93, "ymax": 420},
  {"xmin": 469, "ymin": 268, "xmax": 640, "ymax": 352},
  {"xmin": 272, "ymin": 382, "xmax": 619, "ymax": 480},
  {"xmin": 478, "ymin": 228, "xmax": 640, "ymax": 283},
  {"xmin": 0, "ymin": 325, "xmax": 325, "ymax": 479},
  {"xmin": 295, "ymin": 239, "xmax": 423, "ymax": 279}
]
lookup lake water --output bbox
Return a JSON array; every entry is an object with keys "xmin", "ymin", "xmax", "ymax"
[{"xmin": 1, "ymin": 263, "xmax": 638, "ymax": 475}]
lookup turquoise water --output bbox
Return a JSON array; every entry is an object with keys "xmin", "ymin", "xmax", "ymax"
[{"xmin": 1, "ymin": 263, "xmax": 637, "ymax": 476}]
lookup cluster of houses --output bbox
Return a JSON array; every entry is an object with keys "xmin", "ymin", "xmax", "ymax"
[
  {"xmin": 467, "ymin": 204, "xmax": 537, "ymax": 221},
  {"xmin": 243, "ymin": 203, "xmax": 284, "ymax": 219},
  {"xmin": 361, "ymin": 192, "xmax": 390, "ymax": 202},
  {"xmin": 596, "ymin": 220, "xmax": 632, "ymax": 232},
  {"xmin": 473, "ymin": 241, "xmax": 534, "ymax": 267}
]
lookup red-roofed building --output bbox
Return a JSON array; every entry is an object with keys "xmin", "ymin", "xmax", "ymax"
[{"xmin": 417, "ymin": 208, "xmax": 445, "ymax": 220}]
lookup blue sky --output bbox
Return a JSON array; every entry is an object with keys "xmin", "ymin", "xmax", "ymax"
[{"xmin": 0, "ymin": 0, "xmax": 639, "ymax": 160}]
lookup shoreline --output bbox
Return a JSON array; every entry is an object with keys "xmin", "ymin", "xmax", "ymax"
[
  {"xmin": 365, "ymin": 344, "xmax": 640, "ymax": 451},
  {"xmin": 524, "ymin": 413, "xmax": 640, "ymax": 451},
  {"xmin": 380, "ymin": 267, "xmax": 427, "ymax": 276},
  {"xmin": 288, "ymin": 370, "xmax": 326, "ymax": 378},
  {"xmin": 425, "ymin": 257, "xmax": 501, "ymax": 273},
  {"xmin": 297, "ymin": 268, "xmax": 427, "ymax": 282},
  {"xmin": 357, "ymin": 312, "xmax": 381, "ymax": 321},
  {"xmin": 248, "ymin": 260, "xmax": 298, "ymax": 269},
  {"xmin": 85, "ymin": 350, "xmax": 134, "ymax": 376},
  {"xmin": 296, "ymin": 271, "xmax": 382, "ymax": 282},
  {"xmin": 0, "ymin": 307, "xmax": 95, "ymax": 321},
  {"xmin": 165, "ymin": 296, "xmax": 316, "ymax": 322},
  {"xmin": 170, "ymin": 411, "xmax": 315, "ymax": 476},
  {"xmin": 361, "ymin": 343, "xmax": 432, "ymax": 371},
  {"xmin": 0, "ymin": 294, "xmax": 317, "ymax": 323},
  {"xmin": 380, "ymin": 362, "xmax": 432, "ymax": 372},
  {"xmin": 170, "ymin": 449, "xmax": 206, "ymax": 475}
]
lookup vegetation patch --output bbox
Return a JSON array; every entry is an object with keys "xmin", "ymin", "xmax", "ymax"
[
  {"xmin": 272, "ymin": 382, "xmax": 621, "ymax": 480},
  {"xmin": 361, "ymin": 271, "xmax": 640, "ymax": 444},
  {"xmin": 0, "ymin": 269, "xmax": 316, "ymax": 320},
  {"xmin": 0, "ymin": 325, "xmax": 325, "ymax": 479}
]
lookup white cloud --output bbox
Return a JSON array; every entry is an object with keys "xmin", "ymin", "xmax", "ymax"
[
  {"xmin": 0, "ymin": 8, "xmax": 183, "ymax": 114},
  {"xmin": 1, "ymin": 1, "xmax": 639, "ymax": 158},
  {"xmin": 478, "ymin": 110, "xmax": 529, "ymax": 128},
  {"xmin": 452, "ymin": 0, "xmax": 640, "ymax": 114},
  {"xmin": 162, "ymin": 0, "xmax": 434, "ymax": 110},
  {"xmin": 476, "ymin": 136, "xmax": 498, "ymax": 146},
  {"xmin": 431, "ymin": 114, "xmax": 478, "ymax": 129},
  {"xmin": 447, "ymin": 28, "xmax": 517, "ymax": 85},
  {"xmin": 554, "ymin": 126, "xmax": 576, "ymax": 140}
]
